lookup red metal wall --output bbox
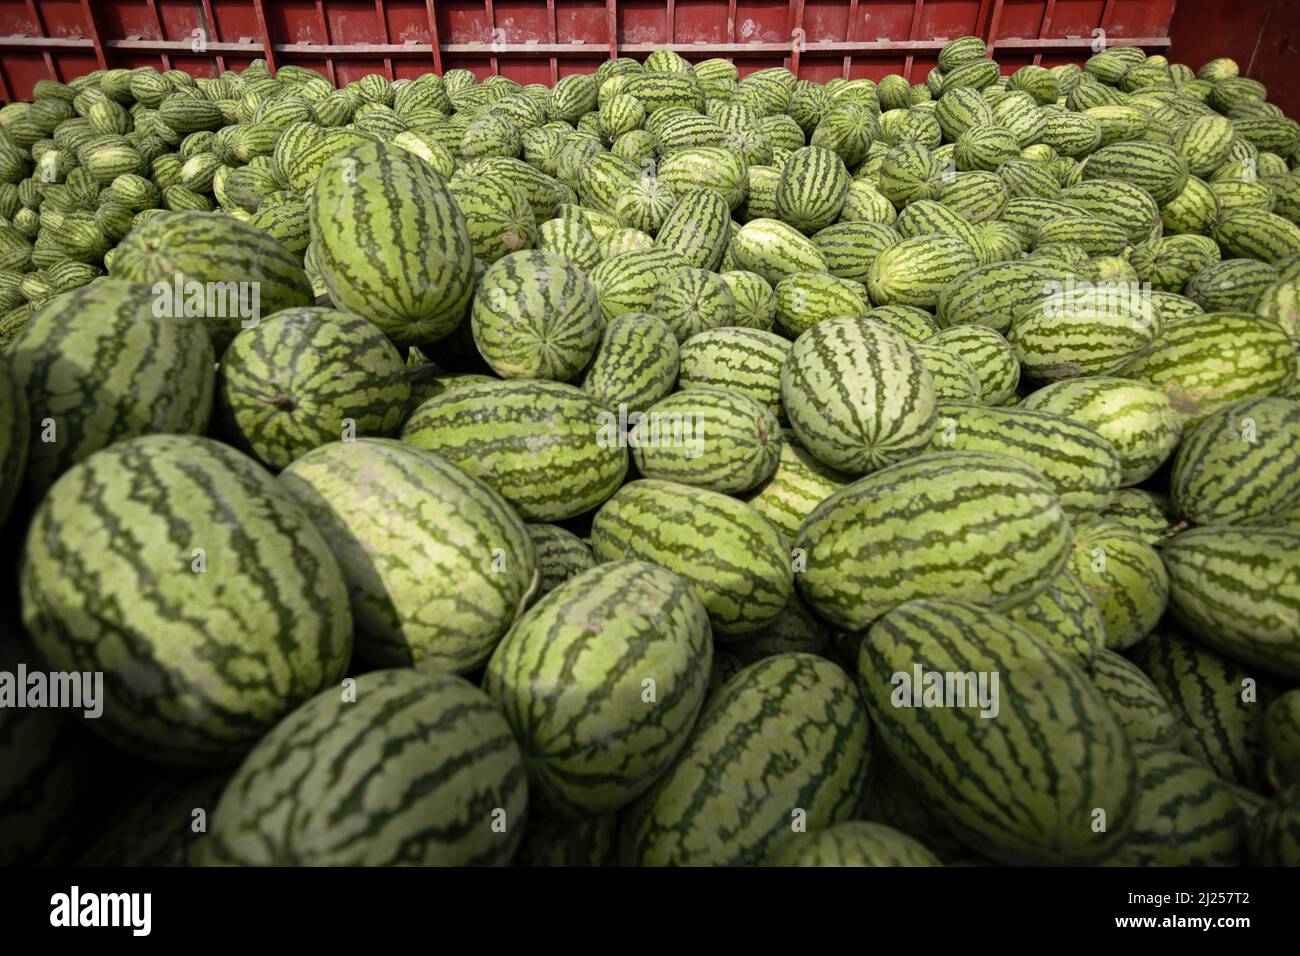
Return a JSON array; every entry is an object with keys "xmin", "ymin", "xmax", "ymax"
[{"xmin": 0, "ymin": 0, "xmax": 1287, "ymax": 115}]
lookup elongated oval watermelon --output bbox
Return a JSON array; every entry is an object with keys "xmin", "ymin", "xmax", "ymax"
[
  {"xmin": 7, "ymin": 280, "xmax": 215, "ymax": 502},
  {"xmin": 795, "ymin": 450, "xmax": 1073, "ymax": 631},
  {"xmin": 777, "ymin": 821, "xmax": 941, "ymax": 866},
  {"xmin": 310, "ymin": 140, "xmax": 475, "ymax": 346},
  {"xmin": 202, "ymin": 669, "xmax": 527, "ymax": 865},
  {"xmin": 1069, "ymin": 519, "xmax": 1169, "ymax": 650},
  {"xmin": 589, "ymin": 478, "xmax": 793, "ymax": 637},
  {"xmin": 858, "ymin": 599, "xmax": 1137, "ymax": 865},
  {"xmin": 484, "ymin": 560, "xmax": 711, "ymax": 817},
  {"xmin": 781, "ymin": 316, "xmax": 937, "ymax": 475},
  {"xmin": 1162, "ymin": 526, "xmax": 1300, "ymax": 681},
  {"xmin": 1089, "ymin": 648, "xmax": 1182, "ymax": 748},
  {"xmin": 20, "ymin": 435, "xmax": 353, "ymax": 766},
  {"xmin": 621, "ymin": 653, "xmax": 870, "ymax": 866},
  {"xmin": 279, "ymin": 439, "xmax": 537, "ymax": 673},
  {"xmin": 581, "ymin": 311, "xmax": 680, "ymax": 414},
  {"xmin": 401, "ymin": 379, "xmax": 628, "ymax": 522}
]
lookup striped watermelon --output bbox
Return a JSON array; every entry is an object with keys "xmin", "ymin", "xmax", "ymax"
[
  {"xmin": 401, "ymin": 379, "xmax": 628, "ymax": 522},
  {"xmin": 1162, "ymin": 526, "xmax": 1300, "ymax": 681},
  {"xmin": 867, "ymin": 236, "xmax": 979, "ymax": 309},
  {"xmin": 447, "ymin": 177, "xmax": 537, "ymax": 263},
  {"xmin": 589, "ymin": 478, "xmax": 793, "ymax": 637},
  {"xmin": 1101, "ymin": 487, "xmax": 1179, "ymax": 545},
  {"xmin": 651, "ymin": 267, "xmax": 737, "ymax": 342},
  {"xmin": 780, "ymin": 316, "xmax": 937, "ymax": 475},
  {"xmin": 631, "ymin": 386, "xmax": 780, "ymax": 494},
  {"xmin": 589, "ymin": 247, "xmax": 690, "ymax": 320},
  {"xmin": 202, "ymin": 669, "xmax": 526, "ymax": 865},
  {"xmin": 527, "ymin": 523, "xmax": 596, "ymax": 597},
  {"xmin": 858, "ymin": 599, "xmax": 1136, "ymax": 864},
  {"xmin": 744, "ymin": 430, "xmax": 851, "ymax": 543},
  {"xmin": 1010, "ymin": 283, "xmax": 1158, "ymax": 381},
  {"xmin": 925, "ymin": 325, "xmax": 1020, "ymax": 405},
  {"xmin": 1104, "ymin": 745, "xmax": 1244, "ymax": 866},
  {"xmin": 484, "ymin": 561, "xmax": 711, "ymax": 816},
  {"xmin": 929, "ymin": 402, "xmax": 1121, "ymax": 521},
  {"xmin": 20, "ymin": 434, "xmax": 352, "ymax": 766},
  {"xmin": 108, "ymin": 211, "xmax": 314, "ymax": 348},
  {"xmin": 1068, "ymin": 519, "xmax": 1168, "ymax": 650},
  {"xmin": 719, "ymin": 270, "xmax": 777, "ymax": 330},
  {"xmin": 1170, "ymin": 396, "xmax": 1300, "ymax": 525},
  {"xmin": 0, "ymin": 356, "xmax": 28, "ymax": 531},
  {"xmin": 1249, "ymin": 787, "xmax": 1300, "ymax": 866},
  {"xmin": 217, "ymin": 307, "xmax": 409, "ymax": 470},
  {"xmin": 310, "ymin": 140, "xmax": 475, "ymax": 346},
  {"xmin": 621, "ymin": 653, "xmax": 870, "ymax": 866},
  {"xmin": 811, "ymin": 221, "xmax": 900, "ymax": 284},
  {"xmin": 654, "ymin": 187, "xmax": 731, "ymax": 270},
  {"xmin": 678, "ymin": 326, "xmax": 789, "ymax": 417},
  {"xmin": 913, "ymin": 344, "xmax": 980, "ymax": 401},
  {"xmin": 514, "ymin": 810, "xmax": 619, "ymax": 867},
  {"xmin": 581, "ymin": 311, "xmax": 680, "ymax": 414},
  {"xmin": 470, "ymin": 250, "xmax": 601, "ymax": 382},
  {"xmin": 793, "ymin": 451, "xmax": 1073, "ymax": 631},
  {"xmin": 774, "ymin": 271, "xmax": 869, "ymax": 336},
  {"xmin": 936, "ymin": 261, "xmax": 1065, "ymax": 334},
  {"xmin": 1003, "ymin": 567, "xmax": 1105, "ymax": 672},
  {"xmin": 778, "ymin": 821, "xmax": 941, "ymax": 867},
  {"xmin": 1090, "ymin": 648, "xmax": 1181, "ymax": 748},
  {"xmin": 1019, "ymin": 376, "xmax": 1182, "ymax": 486},
  {"xmin": 76, "ymin": 769, "xmax": 230, "ymax": 866},
  {"xmin": 279, "ymin": 439, "xmax": 537, "ymax": 673},
  {"xmin": 1118, "ymin": 311, "xmax": 1296, "ymax": 424},
  {"xmin": 731, "ymin": 217, "xmax": 829, "ymax": 284},
  {"xmin": 776, "ymin": 146, "xmax": 849, "ymax": 233},
  {"xmin": 1132, "ymin": 627, "xmax": 1271, "ymax": 789},
  {"xmin": 7, "ymin": 280, "xmax": 215, "ymax": 500}
]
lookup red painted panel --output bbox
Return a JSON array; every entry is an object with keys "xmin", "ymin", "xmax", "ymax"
[
  {"xmin": 802, "ymin": 0, "xmax": 849, "ymax": 42},
  {"xmin": 850, "ymin": 1, "xmax": 918, "ymax": 41},
  {"xmin": 1044, "ymin": 0, "xmax": 1110, "ymax": 36},
  {"xmin": 995, "ymin": 1, "xmax": 1050, "ymax": 39},
  {"xmin": 556, "ymin": 56, "xmax": 604, "ymax": 74},
  {"xmin": 675, "ymin": 0, "xmax": 729, "ymax": 42},
  {"xmin": 383, "ymin": 0, "xmax": 433, "ymax": 44},
  {"xmin": 210, "ymin": 0, "xmax": 261, "ymax": 45},
  {"xmin": 495, "ymin": 0, "xmax": 551, "ymax": 43},
  {"xmin": 619, "ymin": 0, "xmax": 668, "ymax": 43},
  {"xmin": 97, "ymin": 1, "xmax": 165, "ymax": 41},
  {"xmin": 1107, "ymin": 0, "xmax": 1175, "ymax": 35},
  {"xmin": 437, "ymin": 1, "xmax": 490, "ymax": 44},
  {"xmin": 499, "ymin": 58, "xmax": 551, "ymax": 82},
  {"xmin": 556, "ymin": 1, "xmax": 609, "ymax": 44},
  {"xmin": 917, "ymin": 0, "xmax": 984, "ymax": 37},
  {"xmin": 268, "ymin": 1, "xmax": 327, "ymax": 43},
  {"xmin": 733, "ymin": 0, "xmax": 788, "ymax": 43}
]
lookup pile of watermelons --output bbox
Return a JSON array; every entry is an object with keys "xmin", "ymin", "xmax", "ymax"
[{"xmin": 0, "ymin": 36, "xmax": 1298, "ymax": 867}]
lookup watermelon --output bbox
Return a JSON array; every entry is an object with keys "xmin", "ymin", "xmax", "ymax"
[
  {"xmin": 744, "ymin": 430, "xmax": 851, "ymax": 544},
  {"xmin": 484, "ymin": 561, "xmax": 711, "ymax": 817},
  {"xmin": 1170, "ymin": 396, "xmax": 1300, "ymax": 525},
  {"xmin": 1248, "ymin": 786, "xmax": 1300, "ymax": 866},
  {"xmin": 793, "ymin": 451, "xmax": 1073, "ymax": 631},
  {"xmin": 20, "ymin": 435, "xmax": 353, "ymax": 766},
  {"xmin": 589, "ymin": 478, "xmax": 792, "ymax": 638},
  {"xmin": 76, "ymin": 769, "xmax": 229, "ymax": 866},
  {"xmin": 621, "ymin": 653, "xmax": 870, "ymax": 866},
  {"xmin": 776, "ymin": 146, "xmax": 849, "ymax": 233},
  {"xmin": 217, "ymin": 307, "xmax": 409, "ymax": 470},
  {"xmin": 1009, "ymin": 283, "xmax": 1158, "ymax": 381},
  {"xmin": 1103, "ymin": 745, "xmax": 1244, "ymax": 866},
  {"xmin": 781, "ymin": 316, "xmax": 937, "ymax": 475},
  {"xmin": 279, "ymin": 439, "xmax": 537, "ymax": 673},
  {"xmin": 1265, "ymin": 690, "xmax": 1300, "ymax": 789},
  {"xmin": 514, "ymin": 810, "xmax": 620, "ymax": 867},
  {"xmin": 447, "ymin": 177, "xmax": 536, "ymax": 263},
  {"xmin": 631, "ymin": 386, "xmax": 780, "ymax": 495},
  {"xmin": 581, "ymin": 311, "xmax": 680, "ymax": 414},
  {"xmin": 730, "ymin": 218, "xmax": 828, "ymax": 285},
  {"xmin": 1002, "ymin": 567, "xmax": 1106, "ymax": 672},
  {"xmin": 202, "ymin": 669, "xmax": 526, "ymax": 865},
  {"xmin": 310, "ymin": 140, "xmax": 475, "ymax": 345},
  {"xmin": 470, "ymin": 250, "xmax": 601, "ymax": 382},
  {"xmin": 777, "ymin": 821, "xmax": 941, "ymax": 867},
  {"xmin": 925, "ymin": 325, "xmax": 1020, "ymax": 405},
  {"xmin": 678, "ymin": 327, "xmax": 789, "ymax": 417},
  {"xmin": 654, "ymin": 187, "xmax": 730, "ymax": 270},
  {"xmin": 867, "ymin": 236, "xmax": 980, "ymax": 309},
  {"xmin": 1068, "ymin": 519, "xmax": 1169, "ymax": 650},
  {"xmin": 858, "ymin": 599, "xmax": 1136, "ymax": 865},
  {"xmin": 651, "ymin": 267, "xmax": 737, "ymax": 342},
  {"xmin": 0, "ymin": 353, "xmax": 30, "ymax": 529},
  {"xmin": 929, "ymin": 402, "xmax": 1121, "ymax": 522},
  {"xmin": 108, "ymin": 210, "xmax": 313, "ymax": 348},
  {"xmin": 1162, "ymin": 526, "xmax": 1300, "ymax": 681},
  {"xmin": 1132, "ymin": 627, "xmax": 1271, "ymax": 789},
  {"xmin": 401, "ymin": 379, "xmax": 628, "ymax": 522},
  {"xmin": 7, "ymin": 280, "xmax": 215, "ymax": 500},
  {"xmin": 1019, "ymin": 376, "xmax": 1182, "ymax": 486},
  {"xmin": 1089, "ymin": 648, "xmax": 1181, "ymax": 748},
  {"xmin": 589, "ymin": 247, "xmax": 690, "ymax": 320},
  {"xmin": 718, "ymin": 270, "xmax": 777, "ymax": 330}
]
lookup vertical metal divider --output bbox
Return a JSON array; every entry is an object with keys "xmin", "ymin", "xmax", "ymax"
[
  {"xmin": 986, "ymin": 0, "xmax": 1005, "ymax": 60},
  {"xmin": 316, "ymin": 0, "xmax": 337, "ymax": 85},
  {"xmin": 904, "ymin": 0, "xmax": 926, "ymax": 81},
  {"xmin": 1035, "ymin": 0, "xmax": 1058, "ymax": 66},
  {"xmin": 844, "ymin": 0, "xmax": 859, "ymax": 78},
  {"xmin": 485, "ymin": 0, "xmax": 498, "ymax": 75},
  {"xmin": 374, "ymin": 0, "xmax": 393, "ymax": 79},
  {"xmin": 76, "ymin": 0, "xmax": 108, "ymax": 70},
  {"xmin": 790, "ymin": 0, "xmax": 806, "ymax": 75},
  {"xmin": 547, "ymin": 0, "xmax": 558, "ymax": 85},
  {"xmin": 198, "ymin": 0, "xmax": 227, "ymax": 74},
  {"xmin": 607, "ymin": 0, "xmax": 618, "ymax": 61},
  {"xmin": 142, "ymin": 0, "xmax": 172, "ymax": 71},
  {"xmin": 424, "ymin": 0, "xmax": 443, "ymax": 75},
  {"xmin": 251, "ymin": 0, "xmax": 276, "ymax": 72}
]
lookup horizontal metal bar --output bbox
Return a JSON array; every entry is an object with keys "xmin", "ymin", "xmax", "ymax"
[{"xmin": 0, "ymin": 33, "xmax": 1172, "ymax": 59}]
